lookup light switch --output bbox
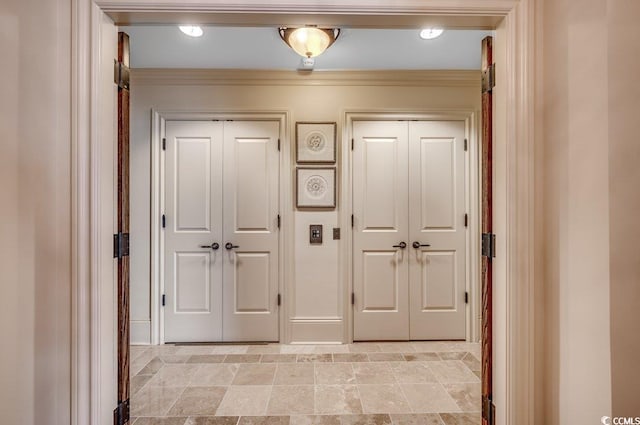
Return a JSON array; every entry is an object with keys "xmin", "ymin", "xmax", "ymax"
[{"xmin": 310, "ymin": 224, "xmax": 323, "ymax": 244}]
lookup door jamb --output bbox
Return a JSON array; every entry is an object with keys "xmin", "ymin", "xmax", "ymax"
[
  {"xmin": 343, "ymin": 110, "xmax": 480, "ymax": 343},
  {"xmin": 72, "ymin": 2, "xmax": 536, "ymax": 424},
  {"xmin": 150, "ymin": 110, "xmax": 290, "ymax": 345}
]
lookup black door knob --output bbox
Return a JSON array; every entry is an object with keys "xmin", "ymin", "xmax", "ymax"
[
  {"xmin": 412, "ymin": 242, "xmax": 431, "ymax": 249},
  {"xmin": 199, "ymin": 242, "xmax": 220, "ymax": 250},
  {"xmin": 392, "ymin": 242, "xmax": 407, "ymax": 249},
  {"xmin": 225, "ymin": 242, "xmax": 240, "ymax": 250}
]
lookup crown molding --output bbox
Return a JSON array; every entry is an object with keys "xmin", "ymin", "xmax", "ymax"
[{"xmin": 131, "ymin": 69, "xmax": 481, "ymax": 87}]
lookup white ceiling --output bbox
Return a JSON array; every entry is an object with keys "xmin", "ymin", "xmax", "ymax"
[{"xmin": 121, "ymin": 26, "xmax": 492, "ymax": 70}]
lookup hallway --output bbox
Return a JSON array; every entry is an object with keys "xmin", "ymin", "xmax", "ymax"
[{"xmin": 130, "ymin": 341, "xmax": 481, "ymax": 424}]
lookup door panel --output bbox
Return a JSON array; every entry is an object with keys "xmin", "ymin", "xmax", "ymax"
[
  {"xmin": 419, "ymin": 137, "xmax": 456, "ymax": 229},
  {"xmin": 175, "ymin": 252, "xmax": 212, "ymax": 312},
  {"xmin": 175, "ymin": 137, "xmax": 212, "ymax": 231},
  {"xmin": 353, "ymin": 121, "xmax": 409, "ymax": 341},
  {"xmin": 419, "ymin": 250, "xmax": 457, "ymax": 310},
  {"xmin": 362, "ymin": 251, "xmax": 401, "ymax": 311},
  {"xmin": 409, "ymin": 121, "xmax": 466, "ymax": 340},
  {"xmin": 164, "ymin": 121, "xmax": 224, "ymax": 342},
  {"xmin": 223, "ymin": 121, "xmax": 280, "ymax": 341}
]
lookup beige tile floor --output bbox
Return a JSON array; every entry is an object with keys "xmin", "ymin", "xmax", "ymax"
[{"xmin": 130, "ymin": 342, "xmax": 481, "ymax": 425}]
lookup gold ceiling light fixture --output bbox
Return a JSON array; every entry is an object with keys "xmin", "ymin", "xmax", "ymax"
[{"xmin": 278, "ymin": 26, "xmax": 341, "ymax": 58}]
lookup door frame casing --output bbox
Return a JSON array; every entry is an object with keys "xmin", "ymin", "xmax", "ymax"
[
  {"xmin": 150, "ymin": 110, "xmax": 290, "ymax": 345},
  {"xmin": 345, "ymin": 111, "xmax": 480, "ymax": 343},
  {"xmin": 72, "ymin": 1, "xmax": 536, "ymax": 424}
]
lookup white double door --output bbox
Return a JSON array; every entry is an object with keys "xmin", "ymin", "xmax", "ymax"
[
  {"xmin": 353, "ymin": 120, "xmax": 467, "ymax": 341},
  {"xmin": 163, "ymin": 120, "xmax": 280, "ymax": 343}
]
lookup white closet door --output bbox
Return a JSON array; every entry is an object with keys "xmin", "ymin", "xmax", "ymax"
[
  {"xmin": 164, "ymin": 121, "xmax": 224, "ymax": 342},
  {"xmin": 353, "ymin": 121, "xmax": 410, "ymax": 341},
  {"xmin": 222, "ymin": 121, "xmax": 280, "ymax": 341},
  {"xmin": 408, "ymin": 121, "xmax": 467, "ymax": 340}
]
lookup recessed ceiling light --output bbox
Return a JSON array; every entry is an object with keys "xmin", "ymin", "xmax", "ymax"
[
  {"xmin": 179, "ymin": 25, "xmax": 203, "ymax": 37},
  {"xmin": 419, "ymin": 28, "xmax": 444, "ymax": 40}
]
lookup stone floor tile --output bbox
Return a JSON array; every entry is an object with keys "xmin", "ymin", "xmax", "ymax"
[
  {"xmin": 187, "ymin": 355, "xmax": 228, "ymax": 364},
  {"xmin": 168, "ymin": 387, "xmax": 227, "ymax": 416},
  {"xmin": 333, "ymin": 354, "xmax": 369, "ymax": 363},
  {"xmin": 461, "ymin": 353, "xmax": 481, "ymax": 373},
  {"xmin": 438, "ymin": 413, "xmax": 481, "ymax": 425},
  {"xmin": 184, "ymin": 417, "xmax": 239, "ymax": 425},
  {"xmin": 389, "ymin": 413, "xmax": 443, "ymax": 425},
  {"xmin": 428, "ymin": 361, "xmax": 479, "ymax": 384},
  {"xmin": 315, "ymin": 363, "xmax": 356, "ymax": 385},
  {"xmin": 224, "ymin": 354, "xmax": 262, "ymax": 364},
  {"xmin": 441, "ymin": 383, "xmax": 481, "ymax": 412},
  {"xmin": 274, "ymin": 364, "xmax": 315, "ymax": 385},
  {"xmin": 266, "ymin": 385, "xmax": 315, "ymax": 415},
  {"xmin": 216, "ymin": 386, "xmax": 271, "ymax": 416},
  {"xmin": 315, "ymin": 385, "xmax": 363, "ymax": 415},
  {"xmin": 232, "ymin": 364, "xmax": 277, "ymax": 385},
  {"xmin": 366, "ymin": 353, "xmax": 404, "ymax": 362},
  {"xmin": 237, "ymin": 416, "xmax": 290, "ymax": 425},
  {"xmin": 132, "ymin": 374, "xmax": 154, "ymax": 395},
  {"xmin": 177, "ymin": 346, "xmax": 216, "ymax": 356},
  {"xmin": 402, "ymin": 353, "xmax": 440, "ymax": 362},
  {"xmin": 377, "ymin": 343, "xmax": 415, "ymax": 353},
  {"xmin": 280, "ymin": 345, "xmax": 316, "ymax": 354},
  {"xmin": 131, "ymin": 386, "xmax": 185, "ymax": 416},
  {"xmin": 297, "ymin": 354, "xmax": 333, "ymax": 363},
  {"xmin": 147, "ymin": 364, "xmax": 201, "ymax": 387},
  {"xmin": 190, "ymin": 364, "xmax": 239, "ymax": 386},
  {"xmin": 437, "ymin": 352, "xmax": 467, "ymax": 361},
  {"xmin": 289, "ymin": 415, "xmax": 341, "ymax": 425},
  {"xmin": 338, "ymin": 414, "xmax": 392, "ymax": 425},
  {"xmin": 357, "ymin": 384, "xmax": 411, "ymax": 414},
  {"xmin": 314, "ymin": 345, "xmax": 349, "ymax": 354},
  {"xmin": 133, "ymin": 418, "xmax": 187, "ymax": 425},
  {"xmin": 261, "ymin": 354, "xmax": 297, "ymax": 363},
  {"xmin": 138, "ymin": 358, "xmax": 164, "ymax": 376},
  {"xmin": 353, "ymin": 363, "xmax": 396, "ymax": 384},
  {"xmin": 390, "ymin": 362, "xmax": 438, "ymax": 384},
  {"xmin": 400, "ymin": 384, "xmax": 460, "ymax": 413}
]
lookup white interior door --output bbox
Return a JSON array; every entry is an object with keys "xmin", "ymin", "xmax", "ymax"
[
  {"xmin": 164, "ymin": 121, "xmax": 224, "ymax": 342},
  {"xmin": 353, "ymin": 121, "xmax": 409, "ymax": 340},
  {"xmin": 408, "ymin": 121, "xmax": 467, "ymax": 340},
  {"xmin": 222, "ymin": 121, "xmax": 280, "ymax": 341}
]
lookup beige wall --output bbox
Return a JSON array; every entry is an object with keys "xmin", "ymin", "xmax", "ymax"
[
  {"xmin": 541, "ymin": 0, "xmax": 640, "ymax": 422},
  {"xmin": 607, "ymin": 0, "xmax": 640, "ymax": 417},
  {"xmin": 128, "ymin": 71, "xmax": 481, "ymax": 343},
  {"xmin": 0, "ymin": 0, "xmax": 71, "ymax": 424}
]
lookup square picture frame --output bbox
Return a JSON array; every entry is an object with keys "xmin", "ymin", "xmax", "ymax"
[
  {"xmin": 295, "ymin": 122, "xmax": 337, "ymax": 164},
  {"xmin": 296, "ymin": 167, "xmax": 336, "ymax": 209}
]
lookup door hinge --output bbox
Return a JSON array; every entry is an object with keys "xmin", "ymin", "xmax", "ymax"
[
  {"xmin": 162, "ymin": 214, "xmax": 166, "ymax": 228},
  {"xmin": 113, "ymin": 232, "xmax": 130, "ymax": 259},
  {"xmin": 482, "ymin": 63, "xmax": 496, "ymax": 94},
  {"xmin": 465, "ymin": 292, "xmax": 469, "ymax": 304},
  {"xmin": 464, "ymin": 138, "xmax": 468, "ymax": 151},
  {"xmin": 482, "ymin": 395, "xmax": 496, "ymax": 425},
  {"xmin": 351, "ymin": 138, "xmax": 354, "ymax": 150},
  {"xmin": 162, "ymin": 138, "xmax": 166, "ymax": 151},
  {"xmin": 162, "ymin": 294, "xmax": 166, "ymax": 307},
  {"xmin": 277, "ymin": 214, "xmax": 281, "ymax": 229},
  {"xmin": 351, "ymin": 214, "xmax": 354, "ymax": 228},
  {"xmin": 464, "ymin": 213, "xmax": 468, "ymax": 228},
  {"xmin": 277, "ymin": 138, "xmax": 281, "ymax": 151},
  {"xmin": 113, "ymin": 60, "xmax": 130, "ymax": 90},
  {"xmin": 482, "ymin": 233, "xmax": 496, "ymax": 259},
  {"xmin": 113, "ymin": 399, "xmax": 130, "ymax": 425},
  {"xmin": 351, "ymin": 292, "xmax": 355, "ymax": 305},
  {"xmin": 277, "ymin": 293, "xmax": 281, "ymax": 306}
]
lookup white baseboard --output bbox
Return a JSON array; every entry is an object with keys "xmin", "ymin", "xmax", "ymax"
[
  {"xmin": 289, "ymin": 318, "xmax": 343, "ymax": 343},
  {"xmin": 131, "ymin": 320, "xmax": 151, "ymax": 345}
]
